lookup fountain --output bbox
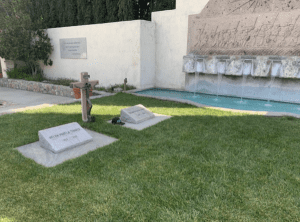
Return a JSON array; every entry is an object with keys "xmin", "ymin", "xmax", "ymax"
[
  {"xmin": 183, "ymin": 54, "xmax": 300, "ymax": 105},
  {"xmin": 181, "ymin": 0, "xmax": 300, "ymax": 107},
  {"xmin": 215, "ymin": 72, "xmax": 223, "ymax": 101},
  {"xmin": 192, "ymin": 72, "xmax": 200, "ymax": 98},
  {"xmin": 214, "ymin": 56, "xmax": 227, "ymax": 101},
  {"xmin": 237, "ymin": 74, "xmax": 247, "ymax": 104},
  {"xmin": 265, "ymin": 75, "xmax": 276, "ymax": 106},
  {"xmin": 264, "ymin": 59, "xmax": 281, "ymax": 106}
]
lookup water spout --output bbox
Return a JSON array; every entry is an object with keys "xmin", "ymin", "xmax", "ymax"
[
  {"xmin": 237, "ymin": 74, "xmax": 248, "ymax": 104},
  {"xmin": 214, "ymin": 59, "xmax": 227, "ymax": 101},
  {"xmin": 265, "ymin": 75, "xmax": 276, "ymax": 106},
  {"xmin": 233, "ymin": 60, "xmax": 248, "ymax": 104},
  {"xmin": 215, "ymin": 72, "xmax": 223, "ymax": 101},
  {"xmin": 265, "ymin": 60, "xmax": 281, "ymax": 106},
  {"xmin": 193, "ymin": 72, "xmax": 200, "ymax": 98}
]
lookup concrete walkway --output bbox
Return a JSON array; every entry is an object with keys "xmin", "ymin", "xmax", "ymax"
[{"xmin": 0, "ymin": 87, "xmax": 114, "ymax": 116}]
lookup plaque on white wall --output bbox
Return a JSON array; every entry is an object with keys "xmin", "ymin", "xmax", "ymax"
[{"xmin": 60, "ymin": 38, "xmax": 87, "ymax": 59}]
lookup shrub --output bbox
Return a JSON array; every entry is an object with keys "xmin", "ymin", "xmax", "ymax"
[
  {"xmin": 6, "ymin": 66, "xmax": 45, "ymax": 81},
  {"xmin": 7, "ymin": 67, "xmax": 31, "ymax": 79}
]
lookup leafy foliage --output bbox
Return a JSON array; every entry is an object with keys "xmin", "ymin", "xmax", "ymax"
[
  {"xmin": 2, "ymin": 0, "xmax": 176, "ymax": 29},
  {"xmin": 57, "ymin": 0, "xmax": 66, "ymax": 27},
  {"xmin": 6, "ymin": 66, "xmax": 44, "ymax": 81},
  {"xmin": 65, "ymin": 0, "xmax": 77, "ymax": 26},
  {"xmin": 0, "ymin": 0, "xmax": 53, "ymax": 77},
  {"xmin": 48, "ymin": 0, "xmax": 59, "ymax": 28},
  {"xmin": 151, "ymin": 0, "xmax": 176, "ymax": 12},
  {"xmin": 92, "ymin": 0, "xmax": 107, "ymax": 24},
  {"xmin": 106, "ymin": 0, "xmax": 119, "ymax": 22},
  {"xmin": 76, "ymin": 0, "xmax": 94, "ymax": 25},
  {"xmin": 118, "ymin": 0, "xmax": 139, "ymax": 21}
]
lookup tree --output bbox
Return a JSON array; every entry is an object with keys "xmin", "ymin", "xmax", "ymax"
[
  {"xmin": 57, "ymin": 0, "xmax": 67, "ymax": 27},
  {"xmin": 65, "ymin": 0, "xmax": 77, "ymax": 26},
  {"xmin": 118, "ymin": 0, "xmax": 139, "ymax": 21},
  {"xmin": 77, "ymin": 0, "xmax": 85, "ymax": 25},
  {"xmin": 138, "ymin": 0, "xmax": 150, "ymax": 21},
  {"xmin": 0, "ymin": 0, "xmax": 31, "ymax": 30},
  {"xmin": 92, "ymin": 0, "xmax": 107, "ymax": 24},
  {"xmin": 46, "ymin": 0, "xmax": 59, "ymax": 28},
  {"xmin": 27, "ymin": 0, "xmax": 40, "ymax": 28},
  {"xmin": 106, "ymin": 0, "xmax": 119, "ymax": 22},
  {"xmin": 0, "ymin": 0, "xmax": 53, "ymax": 77},
  {"xmin": 152, "ymin": 0, "xmax": 175, "ymax": 12}
]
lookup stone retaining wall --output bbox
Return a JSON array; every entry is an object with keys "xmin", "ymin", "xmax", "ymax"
[{"xmin": 0, "ymin": 78, "xmax": 75, "ymax": 98}]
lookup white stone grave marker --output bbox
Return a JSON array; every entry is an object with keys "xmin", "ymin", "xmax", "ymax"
[
  {"xmin": 38, "ymin": 122, "xmax": 93, "ymax": 153},
  {"xmin": 120, "ymin": 104, "xmax": 155, "ymax": 124}
]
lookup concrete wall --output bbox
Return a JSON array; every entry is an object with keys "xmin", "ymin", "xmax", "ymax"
[
  {"xmin": 40, "ymin": 20, "xmax": 155, "ymax": 89},
  {"xmin": 0, "ymin": 57, "xmax": 10, "ymax": 78},
  {"xmin": 0, "ymin": 57, "xmax": 27, "ymax": 78},
  {"xmin": 0, "ymin": 58, "xmax": 15, "ymax": 78},
  {"xmin": 0, "ymin": 57, "xmax": 5, "ymax": 77},
  {"xmin": 140, "ymin": 20, "xmax": 156, "ymax": 89},
  {"xmin": 40, "ymin": 0, "xmax": 209, "ymax": 90},
  {"xmin": 152, "ymin": 0, "xmax": 210, "ymax": 90},
  {"xmin": 1, "ymin": 0, "xmax": 209, "ymax": 90}
]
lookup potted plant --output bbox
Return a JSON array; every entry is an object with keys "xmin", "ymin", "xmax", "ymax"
[{"xmin": 73, "ymin": 88, "xmax": 93, "ymax": 99}]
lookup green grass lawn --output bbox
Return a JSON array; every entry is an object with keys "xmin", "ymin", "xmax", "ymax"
[{"xmin": 1, "ymin": 92, "xmax": 300, "ymax": 221}]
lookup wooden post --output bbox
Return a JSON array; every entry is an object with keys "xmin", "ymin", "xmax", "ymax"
[
  {"xmin": 124, "ymin": 78, "xmax": 127, "ymax": 91},
  {"xmin": 80, "ymin": 73, "xmax": 88, "ymax": 122},
  {"xmin": 70, "ymin": 72, "xmax": 99, "ymax": 122}
]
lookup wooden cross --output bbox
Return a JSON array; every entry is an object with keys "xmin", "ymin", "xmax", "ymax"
[{"xmin": 70, "ymin": 72, "xmax": 99, "ymax": 122}]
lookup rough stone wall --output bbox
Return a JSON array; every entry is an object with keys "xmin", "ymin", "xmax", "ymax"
[
  {"xmin": 188, "ymin": 0, "xmax": 300, "ymax": 56},
  {"xmin": 0, "ymin": 79, "xmax": 75, "ymax": 98},
  {"xmin": 198, "ymin": 0, "xmax": 300, "ymax": 18}
]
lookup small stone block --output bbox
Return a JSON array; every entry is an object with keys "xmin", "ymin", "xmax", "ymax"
[
  {"xmin": 38, "ymin": 122, "xmax": 93, "ymax": 153},
  {"xmin": 114, "ymin": 87, "xmax": 123, "ymax": 92},
  {"xmin": 120, "ymin": 104, "xmax": 155, "ymax": 124},
  {"xmin": 183, "ymin": 56, "xmax": 195, "ymax": 73}
]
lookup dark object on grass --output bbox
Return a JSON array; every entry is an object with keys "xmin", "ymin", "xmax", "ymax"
[{"xmin": 112, "ymin": 117, "xmax": 125, "ymax": 125}]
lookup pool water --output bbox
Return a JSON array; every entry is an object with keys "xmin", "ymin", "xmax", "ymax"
[{"xmin": 135, "ymin": 88, "xmax": 300, "ymax": 115}]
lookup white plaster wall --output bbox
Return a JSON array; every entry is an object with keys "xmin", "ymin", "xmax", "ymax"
[
  {"xmin": 0, "ymin": 57, "xmax": 6, "ymax": 78},
  {"xmin": 40, "ymin": 20, "xmax": 154, "ymax": 89},
  {"xmin": 140, "ymin": 20, "xmax": 155, "ymax": 89},
  {"xmin": 152, "ymin": 0, "xmax": 210, "ymax": 89},
  {"xmin": 0, "ymin": 58, "xmax": 18, "ymax": 78}
]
